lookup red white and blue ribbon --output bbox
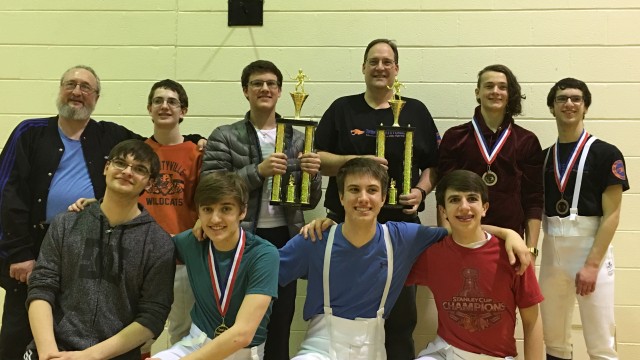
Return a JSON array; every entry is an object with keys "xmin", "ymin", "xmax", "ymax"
[
  {"xmin": 207, "ymin": 228, "xmax": 246, "ymax": 317},
  {"xmin": 471, "ymin": 117, "xmax": 512, "ymax": 166},
  {"xmin": 553, "ymin": 130, "xmax": 589, "ymax": 194}
]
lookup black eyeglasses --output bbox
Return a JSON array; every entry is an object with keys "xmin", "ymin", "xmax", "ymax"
[
  {"xmin": 109, "ymin": 158, "xmax": 151, "ymax": 177},
  {"xmin": 554, "ymin": 95, "xmax": 583, "ymax": 104}
]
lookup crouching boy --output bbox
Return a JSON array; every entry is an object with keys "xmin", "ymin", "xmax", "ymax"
[{"xmin": 151, "ymin": 171, "xmax": 279, "ymax": 360}]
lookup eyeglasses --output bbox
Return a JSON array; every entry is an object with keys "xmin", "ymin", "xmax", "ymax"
[
  {"xmin": 61, "ymin": 81, "xmax": 97, "ymax": 95},
  {"xmin": 109, "ymin": 158, "xmax": 151, "ymax": 177},
  {"xmin": 554, "ymin": 95, "xmax": 583, "ymax": 104},
  {"xmin": 366, "ymin": 58, "xmax": 396, "ymax": 68},
  {"xmin": 248, "ymin": 80, "xmax": 279, "ymax": 90},
  {"xmin": 151, "ymin": 97, "xmax": 181, "ymax": 108}
]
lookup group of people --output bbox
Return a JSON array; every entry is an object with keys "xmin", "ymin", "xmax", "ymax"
[{"xmin": 0, "ymin": 37, "xmax": 627, "ymax": 360}]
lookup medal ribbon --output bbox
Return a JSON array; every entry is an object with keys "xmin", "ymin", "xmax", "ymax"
[
  {"xmin": 471, "ymin": 117, "xmax": 512, "ymax": 165},
  {"xmin": 207, "ymin": 228, "xmax": 246, "ymax": 317},
  {"xmin": 553, "ymin": 130, "xmax": 589, "ymax": 194}
]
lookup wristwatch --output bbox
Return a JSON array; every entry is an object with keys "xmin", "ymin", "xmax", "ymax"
[
  {"xmin": 528, "ymin": 247, "xmax": 539, "ymax": 257},
  {"xmin": 411, "ymin": 187, "xmax": 427, "ymax": 202}
]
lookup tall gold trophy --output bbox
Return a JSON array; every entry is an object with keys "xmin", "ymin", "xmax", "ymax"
[
  {"xmin": 270, "ymin": 69, "xmax": 317, "ymax": 207},
  {"xmin": 376, "ymin": 77, "xmax": 414, "ymax": 209}
]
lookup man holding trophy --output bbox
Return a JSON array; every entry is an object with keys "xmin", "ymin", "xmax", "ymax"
[
  {"xmin": 314, "ymin": 39, "xmax": 440, "ymax": 359},
  {"xmin": 202, "ymin": 60, "xmax": 322, "ymax": 360}
]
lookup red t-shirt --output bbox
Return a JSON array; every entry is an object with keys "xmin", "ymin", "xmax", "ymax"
[{"xmin": 407, "ymin": 234, "xmax": 543, "ymax": 358}]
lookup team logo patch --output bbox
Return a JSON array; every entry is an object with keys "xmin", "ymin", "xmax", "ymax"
[
  {"xmin": 350, "ymin": 128, "xmax": 365, "ymax": 135},
  {"xmin": 612, "ymin": 160, "xmax": 626, "ymax": 180}
]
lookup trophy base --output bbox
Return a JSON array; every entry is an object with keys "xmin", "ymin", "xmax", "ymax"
[
  {"xmin": 270, "ymin": 200, "xmax": 315, "ymax": 210},
  {"xmin": 383, "ymin": 203, "xmax": 413, "ymax": 210}
]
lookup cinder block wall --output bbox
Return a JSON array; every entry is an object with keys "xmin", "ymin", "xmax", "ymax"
[{"xmin": 0, "ymin": 1, "xmax": 638, "ymax": 357}]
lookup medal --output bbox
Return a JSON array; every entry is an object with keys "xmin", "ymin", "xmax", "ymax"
[
  {"xmin": 208, "ymin": 229, "xmax": 246, "ymax": 338},
  {"xmin": 555, "ymin": 198, "xmax": 569, "ymax": 215},
  {"xmin": 214, "ymin": 323, "xmax": 229, "ymax": 337},
  {"xmin": 471, "ymin": 117, "xmax": 512, "ymax": 186},
  {"xmin": 552, "ymin": 130, "xmax": 589, "ymax": 216},
  {"xmin": 482, "ymin": 170, "xmax": 498, "ymax": 186}
]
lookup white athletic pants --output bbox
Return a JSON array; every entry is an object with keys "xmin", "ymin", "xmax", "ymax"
[{"xmin": 540, "ymin": 215, "xmax": 617, "ymax": 359}]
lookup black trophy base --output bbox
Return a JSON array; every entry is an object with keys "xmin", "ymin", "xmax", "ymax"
[
  {"xmin": 383, "ymin": 203, "xmax": 412, "ymax": 210},
  {"xmin": 270, "ymin": 200, "xmax": 314, "ymax": 210}
]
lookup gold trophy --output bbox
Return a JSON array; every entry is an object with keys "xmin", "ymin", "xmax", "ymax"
[
  {"xmin": 270, "ymin": 69, "xmax": 317, "ymax": 208},
  {"xmin": 376, "ymin": 77, "xmax": 414, "ymax": 209}
]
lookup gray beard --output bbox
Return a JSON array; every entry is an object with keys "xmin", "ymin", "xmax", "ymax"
[{"xmin": 56, "ymin": 99, "xmax": 93, "ymax": 121}]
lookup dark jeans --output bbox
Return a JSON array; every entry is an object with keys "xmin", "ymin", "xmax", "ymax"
[
  {"xmin": 256, "ymin": 226, "xmax": 296, "ymax": 360},
  {"xmin": 0, "ymin": 258, "xmax": 32, "ymax": 360},
  {"xmin": 384, "ymin": 285, "xmax": 417, "ymax": 359}
]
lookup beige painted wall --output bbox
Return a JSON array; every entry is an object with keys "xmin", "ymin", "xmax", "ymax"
[{"xmin": 0, "ymin": 1, "xmax": 638, "ymax": 357}]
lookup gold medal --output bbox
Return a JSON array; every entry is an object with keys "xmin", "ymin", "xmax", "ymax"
[
  {"xmin": 482, "ymin": 170, "xmax": 498, "ymax": 186},
  {"xmin": 556, "ymin": 198, "xmax": 569, "ymax": 215},
  {"xmin": 214, "ymin": 323, "xmax": 229, "ymax": 337}
]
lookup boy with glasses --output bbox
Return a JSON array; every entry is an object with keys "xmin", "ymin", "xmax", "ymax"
[
  {"xmin": 202, "ymin": 60, "xmax": 322, "ymax": 360},
  {"xmin": 540, "ymin": 78, "xmax": 628, "ymax": 360},
  {"xmin": 24, "ymin": 140, "xmax": 175, "ymax": 360},
  {"xmin": 141, "ymin": 79, "xmax": 202, "ymax": 355}
]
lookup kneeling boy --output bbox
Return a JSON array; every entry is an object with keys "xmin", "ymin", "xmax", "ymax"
[
  {"xmin": 151, "ymin": 171, "xmax": 279, "ymax": 360},
  {"xmin": 408, "ymin": 170, "xmax": 543, "ymax": 359}
]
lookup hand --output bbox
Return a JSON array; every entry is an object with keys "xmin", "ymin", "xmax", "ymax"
[
  {"xmin": 257, "ymin": 153, "xmax": 288, "ymax": 178},
  {"xmin": 67, "ymin": 198, "xmax": 97, "ymax": 212},
  {"xmin": 575, "ymin": 264, "xmax": 599, "ymax": 296},
  {"xmin": 299, "ymin": 218, "xmax": 336, "ymax": 242},
  {"xmin": 504, "ymin": 235, "xmax": 531, "ymax": 276},
  {"xmin": 197, "ymin": 138, "xmax": 207, "ymax": 151},
  {"xmin": 192, "ymin": 219, "xmax": 205, "ymax": 241},
  {"xmin": 10, "ymin": 260, "xmax": 35, "ymax": 283},
  {"xmin": 399, "ymin": 188, "xmax": 422, "ymax": 215},
  {"xmin": 299, "ymin": 152, "xmax": 321, "ymax": 176},
  {"xmin": 361, "ymin": 155, "xmax": 388, "ymax": 171}
]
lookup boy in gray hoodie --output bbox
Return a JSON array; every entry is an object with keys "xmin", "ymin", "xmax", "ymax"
[{"xmin": 25, "ymin": 139, "xmax": 175, "ymax": 360}]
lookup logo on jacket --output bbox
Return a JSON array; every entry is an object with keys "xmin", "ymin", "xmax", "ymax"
[
  {"xmin": 612, "ymin": 160, "xmax": 626, "ymax": 180},
  {"xmin": 351, "ymin": 129, "xmax": 365, "ymax": 135}
]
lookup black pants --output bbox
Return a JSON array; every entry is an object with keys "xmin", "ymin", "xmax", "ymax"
[
  {"xmin": 256, "ymin": 226, "xmax": 296, "ymax": 360},
  {"xmin": 0, "ymin": 258, "xmax": 32, "ymax": 360},
  {"xmin": 384, "ymin": 285, "xmax": 417, "ymax": 359}
]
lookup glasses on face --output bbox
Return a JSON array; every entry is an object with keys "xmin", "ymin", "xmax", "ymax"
[
  {"xmin": 248, "ymin": 80, "xmax": 279, "ymax": 90},
  {"xmin": 555, "ymin": 95, "xmax": 583, "ymax": 104},
  {"xmin": 366, "ymin": 58, "xmax": 396, "ymax": 69},
  {"xmin": 61, "ymin": 81, "xmax": 97, "ymax": 95},
  {"xmin": 151, "ymin": 97, "xmax": 181, "ymax": 108},
  {"xmin": 109, "ymin": 158, "xmax": 151, "ymax": 177}
]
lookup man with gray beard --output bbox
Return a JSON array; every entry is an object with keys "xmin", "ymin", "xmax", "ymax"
[{"xmin": 0, "ymin": 65, "xmax": 195, "ymax": 359}]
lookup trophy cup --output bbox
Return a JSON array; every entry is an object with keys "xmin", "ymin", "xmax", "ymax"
[
  {"xmin": 376, "ymin": 77, "xmax": 414, "ymax": 209},
  {"xmin": 270, "ymin": 69, "xmax": 317, "ymax": 207}
]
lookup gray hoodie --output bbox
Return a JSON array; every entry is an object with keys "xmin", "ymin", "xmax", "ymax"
[{"xmin": 27, "ymin": 202, "xmax": 175, "ymax": 359}]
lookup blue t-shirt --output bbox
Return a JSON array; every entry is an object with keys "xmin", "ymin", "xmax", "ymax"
[
  {"xmin": 46, "ymin": 128, "xmax": 94, "ymax": 222},
  {"xmin": 279, "ymin": 222, "xmax": 448, "ymax": 320}
]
